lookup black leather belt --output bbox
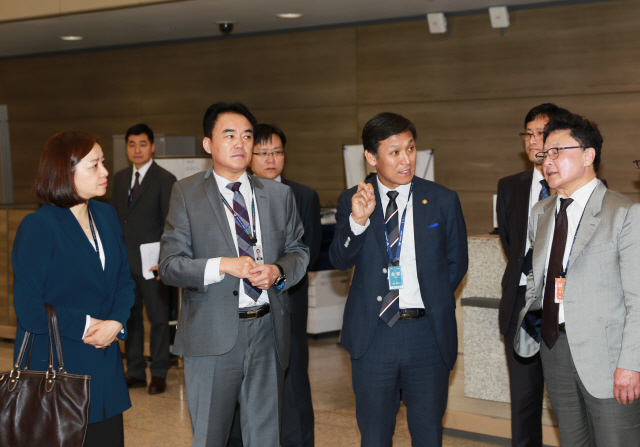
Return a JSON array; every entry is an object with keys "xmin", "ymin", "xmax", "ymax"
[
  {"xmin": 239, "ymin": 303, "xmax": 270, "ymax": 320},
  {"xmin": 398, "ymin": 308, "xmax": 425, "ymax": 320}
]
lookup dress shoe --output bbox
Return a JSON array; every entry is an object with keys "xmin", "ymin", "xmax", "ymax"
[
  {"xmin": 126, "ymin": 375, "xmax": 147, "ymax": 388},
  {"xmin": 148, "ymin": 376, "xmax": 167, "ymax": 395}
]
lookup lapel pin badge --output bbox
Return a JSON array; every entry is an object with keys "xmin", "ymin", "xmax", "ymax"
[{"xmin": 422, "ymin": 199, "xmax": 428, "ymax": 204}]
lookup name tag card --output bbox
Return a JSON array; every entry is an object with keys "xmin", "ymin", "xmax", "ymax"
[
  {"xmin": 554, "ymin": 277, "xmax": 565, "ymax": 304},
  {"xmin": 388, "ymin": 265, "xmax": 404, "ymax": 290}
]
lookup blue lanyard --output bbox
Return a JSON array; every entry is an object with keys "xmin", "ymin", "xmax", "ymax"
[
  {"xmin": 383, "ymin": 183, "xmax": 413, "ymax": 266},
  {"xmin": 87, "ymin": 210, "xmax": 99, "ymax": 257},
  {"xmin": 220, "ymin": 180, "xmax": 257, "ymax": 244}
]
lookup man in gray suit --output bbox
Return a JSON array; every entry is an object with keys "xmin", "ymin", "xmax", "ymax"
[
  {"xmin": 112, "ymin": 123, "xmax": 176, "ymax": 394},
  {"xmin": 515, "ymin": 113, "xmax": 640, "ymax": 445},
  {"xmin": 159, "ymin": 102, "xmax": 309, "ymax": 447}
]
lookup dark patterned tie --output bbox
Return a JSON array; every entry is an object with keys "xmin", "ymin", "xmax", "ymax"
[
  {"xmin": 379, "ymin": 190, "xmax": 400, "ymax": 327},
  {"xmin": 541, "ymin": 198, "xmax": 573, "ymax": 349},
  {"xmin": 128, "ymin": 171, "xmax": 140, "ymax": 208},
  {"xmin": 539, "ymin": 179, "xmax": 550, "ymax": 201},
  {"xmin": 227, "ymin": 182, "xmax": 261, "ymax": 302}
]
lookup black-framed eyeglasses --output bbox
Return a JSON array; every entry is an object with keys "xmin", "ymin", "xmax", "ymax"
[
  {"xmin": 519, "ymin": 131, "xmax": 544, "ymax": 141},
  {"xmin": 535, "ymin": 146, "xmax": 584, "ymax": 161},
  {"xmin": 634, "ymin": 160, "xmax": 640, "ymax": 169},
  {"xmin": 252, "ymin": 150, "xmax": 284, "ymax": 158}
]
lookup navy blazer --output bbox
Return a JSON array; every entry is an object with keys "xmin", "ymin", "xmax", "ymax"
[
  {"xmin": 12, "ymin": 200, "xmax": 135, "ymax": 423},
  {"xmin": 329, "ymin": 176, "xmax": 468, "ymax": 370}
]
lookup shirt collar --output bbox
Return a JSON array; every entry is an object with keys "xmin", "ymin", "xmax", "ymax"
[
  {"xmin": 376, "ymin": 177, "xmax": 412, "ymax": 200},
  {"xmin": 133, "ymin": 159, "xmax": 153, "ymax": 177},
  {"xmin": 213, "ymin": 170, "xmax": 250, "ymax": 194},
  {"xmin": 532, "ymin": 167, "xmax": 544, "ymax": 183},
  {"xmin": 274, "ymin": 175, "xmax": 282, "ymax": 183},
  {"xmin": 557, "ymin": 177, "xmax": 599, "ymax": 209}
]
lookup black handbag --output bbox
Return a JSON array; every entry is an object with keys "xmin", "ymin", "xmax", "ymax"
[{"xmin": 0, "ymin": 304, "xmax": 91, "ymax": 447}]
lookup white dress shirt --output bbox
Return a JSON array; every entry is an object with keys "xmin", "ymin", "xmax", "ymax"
[
  {"xmin": 542, "ymin": 177, "xmax": 599, "ymax": 323},
  {"xmin": 83, "ymin": 222, "xmax": 106, "ymax": 338},
  {"xmin": 130, "ymin": 158, "xmax": 153, "ymax": 188},
  {"xmin": 349, "ymin": 179, "xmax": 424, "ymax": 309},
  {"xmin": 520, "ymin": 168, "xmax": 546, "ymax": 286},
  {"xmin": 203, "ymin": 171, "xmax": 268, "ymax": 307}
]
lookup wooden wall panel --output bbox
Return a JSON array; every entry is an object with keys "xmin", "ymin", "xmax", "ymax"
[
  {"xmin": 356, "ymin": 1, "xmax": 640, "ymax": 105},
  {"xmin": 0, "ymin": 0, "xmax": 639, "ymax": 237}
]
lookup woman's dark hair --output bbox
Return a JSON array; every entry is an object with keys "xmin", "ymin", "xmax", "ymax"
[{"xmin": 33, "ymin": 131, "xmax": 98, "ymax": 207}]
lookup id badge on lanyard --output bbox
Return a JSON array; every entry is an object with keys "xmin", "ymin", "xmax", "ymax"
[{"xmin": 384, "ymin": 184, "xmax": 413, "ymax": 291}]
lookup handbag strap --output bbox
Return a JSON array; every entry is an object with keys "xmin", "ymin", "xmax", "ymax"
[
  {"xmin": 45, "ymin": 304, "xmax": 66, "ymax": 373},
  {"xmin": 13, "ymin": 331, "xmax": 31, "ymax": 370}
]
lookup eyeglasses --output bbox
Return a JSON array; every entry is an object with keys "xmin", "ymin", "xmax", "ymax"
[
  {"xmin": 252, "ymin": 150, "xmax": 284, "ymax": 158},
  {"xmin": 634, "ymin": 160, "xmax": 640, "ymax": 169},
  {"xmin": 519, "ymin": 131, "xmax": 544, "ymax": 141},
  {"xmin": 535, "ymin": 146, "xmax": 584, "ymax": 161}
]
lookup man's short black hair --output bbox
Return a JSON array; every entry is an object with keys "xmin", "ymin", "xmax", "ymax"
[
  {"xmin": 524, "ymin": 103, "xmax": 570, "ymax": 128},
  {"xmin": 202, "ymin": 102, "xmax": 257, "ymax": 139},
  {"xmin": 254, "ymin": 124, "xmax": 287, "ymax": 149},
  {"xmin": 361, "ymin": 112, "xmax": 417, "ymax": 157},
  {"xmin": 543, "ymin": 113, "xmax": 602, "ymax": 173},
  {"xmin": 125, "ymin": 123, "xmax": 154, "ymax": 144}
]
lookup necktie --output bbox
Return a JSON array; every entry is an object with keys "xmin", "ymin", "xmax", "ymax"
[
  {"xmin": 539, "ymin": 179, "xmax": 550, "ymax": 201},
  {"xmin": 379, "ymin": 190, "xmax": 400, "ymax": 327},
  {"xmin": 128, "ymin": 171, "xmax": 140, "ymax": 208},
  {"xmin": 227, "ymin": 182, "xmax": 261, "ymax": 302},
  {"xmin": 541, "ymin": 197, "xmax": 573, "ymax": 349}
]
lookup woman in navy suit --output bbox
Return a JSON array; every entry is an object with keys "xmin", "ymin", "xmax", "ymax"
[{"xmin": 12, "ymin": 131, "xmax": 135, "ymax": 447}]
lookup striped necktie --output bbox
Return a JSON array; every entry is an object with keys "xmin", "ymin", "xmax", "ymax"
[
  {"xmin": 227, "ymin": 182, "xmax": 261, "ymax": 302},
  {"xmin": 128, "ymin": 171, "xmax": 140, "ymax": 208},
  {"xmin": 379, "ymin": 190, "xmax": 400, "ymax": 327}
]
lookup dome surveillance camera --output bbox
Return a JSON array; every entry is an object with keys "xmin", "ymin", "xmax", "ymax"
[{"xmin": 216, "ymin": 21, "xmax": 235, "ymax": 35}]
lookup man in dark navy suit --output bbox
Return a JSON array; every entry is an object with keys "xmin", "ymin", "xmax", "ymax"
[
  {"xmin": 228, "ymin": 123, "xmax": 321, "ymax": 447},
  {"xmin": 496, "ymin": 103, "xmax": 569, "ymax": 447},
  {"xmin": 112, "ymin": 123, "xmax": 176, "ymax": 395},
  {"xmin": 329, "ymin": 112, "xmax": 468, "ymax": 446}
]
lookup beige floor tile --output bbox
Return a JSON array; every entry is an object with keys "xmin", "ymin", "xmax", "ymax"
[{"xmin": 0, "ymin": 337, "xmax": 507, "ymax": 446}]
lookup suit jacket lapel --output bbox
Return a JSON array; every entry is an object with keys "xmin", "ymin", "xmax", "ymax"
[
  {"xmin": 88, "ymin": 201, "xmax": 114, "ymax": 288},
  {"xmin": 128, "ymin": 161, "xmax": 157, "ymax": 212},
  {"xmin": 203, "ymin": 168, "xmax": 237, "ymax": 254},
  {"xmin": 412, "ymin": 179, "xmax": 433, "ymax": 257},
  {"xmin": 532, "ymin": 197, "xmax": 557, "ymax": 292},
  {"xmin": 251, "ymin": 176, "xmax": 272, "ymax": 258},
  {"xmin": 515, "ymin": 170, "xmax": 534, "ymax": 248},
  {"xmin": 567, "ymin": 181, "xmax": 605, "ymax": 271},
  {"xmin": 54, "ymin": 206, "xmax": 105, "ymax": 284}
]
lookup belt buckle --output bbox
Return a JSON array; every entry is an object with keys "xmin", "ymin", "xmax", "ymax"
[
  {"xmin": 246, "ymin": 308, "xmax": 260, "ymax": 320},
  {"xmin": 401, "ymin": 311, "xmax": 411, "ymax": 320}
]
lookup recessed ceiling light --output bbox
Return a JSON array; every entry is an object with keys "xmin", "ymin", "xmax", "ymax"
[
  {"xmin": 60, "ymin": 36, "xmax": 83, "ymax": 41},
  {"xmin": 276, "ymin": 13, "xmax": 303, "ymax": 19}
]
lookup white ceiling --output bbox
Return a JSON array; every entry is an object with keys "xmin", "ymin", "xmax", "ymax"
[{"xmin": 0, "ymin": 0, "xmax": 595, "ymax": 58}]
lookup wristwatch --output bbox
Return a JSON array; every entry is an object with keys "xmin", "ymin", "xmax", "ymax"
[{"xmin": 274, "ymin": 264, "xmax": 286, "ymax": 290}]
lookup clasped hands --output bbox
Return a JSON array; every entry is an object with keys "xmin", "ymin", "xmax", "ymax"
[
  {"xmin": 83, "ymin": 318, "xmax": 123, "ymax": 349},
  {"xmin": 351, "ymin": 181, "xmax": 376, "ymax": 226},
  {"xmin": 220, "ymin": 257, "xmax": 279, "ymax": 290}
]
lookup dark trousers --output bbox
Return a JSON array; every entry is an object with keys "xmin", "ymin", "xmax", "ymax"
[
  {"xmin": 540, "ymin": 331, "xmax": 640, "ymax": 447},
  {"xmin": 125, "ymin": 272, "xmax": 170, "ymax": 379},
  {"xmin": 351, "ymin": 317, "xmax": 450, "ymax": 447},
  {"xmin": 228, "ymin": 283, "xmax": 315, "ymax": 447},
  {"xmin": 84, "ymin": 412, "xmax": 124, "ymax": 447},
  {"xmin": 504, "ymin": 286, "xmax": 544, "ymax": 447}
]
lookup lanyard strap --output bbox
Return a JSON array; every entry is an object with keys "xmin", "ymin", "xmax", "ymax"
[
  {"xmin": 220, "ymin": 180, "xmax": 257, "ymax": 244},
  {"xmin": 383, "ymin": 183, "xmax": 413, "ymax": 266},
  {"xmin": 87, "ymin": 210, "xmax": 99, "ymax": 256}
]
